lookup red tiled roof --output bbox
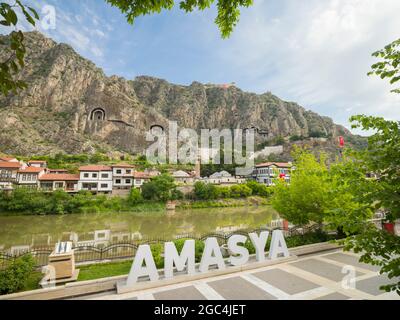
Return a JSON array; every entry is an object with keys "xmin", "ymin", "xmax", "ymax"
[
  {"xmin": 49, "ymin": 169, "xmax": 68, "ymax": 173},
  {"xmin": 0, "ymin": 162, "xmax": 21, "ymax": 169},
  {"xmin": 79, "ymin": 165, "xmax": 112, "ymax": 172},
  {"xmin": 256, "ymin": 162, "xmax": 292, "ymax": 168},
  {"xmin": 0, "ymin": 157, "xmax": 17, "ymax": 162},
  {"xmin": 18, "ymin": 167, "xmax": 45, "ymax": 173},
  {"xmin": 133, "ymin": 172, "xmax": 151, "ymax": 179},
  {"xmin": 28, "ymin": 160, "xmax": 47, "ymax": 163},
  {"xmin": 111, "ymin": 164, "xmax": 135, "ymax": 168},
  {"xmin": 39, "ymin": 174, "xmax": 79, "ymax": 181}
]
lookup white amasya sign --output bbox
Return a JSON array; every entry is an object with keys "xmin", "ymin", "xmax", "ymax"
[{"xmin": 125, "ymin": 230, "xmax": 289, "ymax": 287}]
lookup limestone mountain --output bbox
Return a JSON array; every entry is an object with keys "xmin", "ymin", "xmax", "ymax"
[{"xmin": 0, "ymin": 31, "xmax": 365, "ymax": 159}]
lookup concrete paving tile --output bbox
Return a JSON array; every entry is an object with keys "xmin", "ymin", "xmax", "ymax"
[
  {"xmin": 153, "ymin": 286, "xmax": 207, "ymax": 300},
  {"xmin": 356, "ymin": 275, "xmax": 395, "ymax": 296},
  {"xmin": 207, "ymin": 277, "xmax": 277, "ymax": 300},
  {"xmin": 252, "ymin": 268, "xmax": 320, "ymax": 295},
  {"xmin": 315, "ymin": 292, "xmax": 350, "ymax": 300},
  {"xmin": 322, "ymin": 253, "xmax": 381, "ymax": 272},
  {"xmin": 290, "ymin": 258, "xmax": 364, "ymax": 282}
]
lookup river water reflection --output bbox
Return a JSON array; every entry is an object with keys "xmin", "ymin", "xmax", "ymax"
[{"xmin": 0, "ymin": 206, "xmax": 280, "ymax": 252}]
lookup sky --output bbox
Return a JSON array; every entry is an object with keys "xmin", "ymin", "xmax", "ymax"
[{"xmin": 2, "ymin": 0, "xmax": 400, "ymax": 135}]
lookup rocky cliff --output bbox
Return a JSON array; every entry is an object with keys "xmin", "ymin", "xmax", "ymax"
[{"xmin": 0, "ymin": 32, "xmax": 364, "ymax": 158}]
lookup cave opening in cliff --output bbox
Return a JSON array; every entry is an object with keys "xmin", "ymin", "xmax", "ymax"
[
  {"xmin": 90, "ymin": 108, "xmax": 106, "ymax": 121},
  {"xmin": 150, "ymin": 125, "xmax": 165, "ymax": 133}
]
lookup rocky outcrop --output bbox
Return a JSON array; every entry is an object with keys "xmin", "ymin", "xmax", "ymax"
[{"xmin": 0, "ymin": 32, "xmax": 364, "ymax": 157}]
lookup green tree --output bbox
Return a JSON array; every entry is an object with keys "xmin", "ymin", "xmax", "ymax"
[
  {"xmin": 106, "ymin": 0, "xmax": 254, "ymax": 39},
  {"xmin": 368, "ymin": 38, "xmax": 400, "ymax": 93},
  {"xmin": 0, "ymin": 1, "xmax": 39, "ymax": 95},
  {"xmin": 340, "ymin": 115, "xmax": 400, "ymax": 294},
  {"xmin": 271, "ymin": 148, "xmax": 331, "ymax": 226},
  {"xmin": 141, "ymin": 173, "xmax": 177, "ymax": 202}
]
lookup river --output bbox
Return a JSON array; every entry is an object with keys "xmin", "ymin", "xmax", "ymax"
[{"xmin": 0, "ymin": 206, "xmax": 280, "ymax": 252}]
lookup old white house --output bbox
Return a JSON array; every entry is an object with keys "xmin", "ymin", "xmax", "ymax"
[
  {"xmin": 39, "ymin": 174, "xmax": 80, "ymax": 192},
  {"xmin": 253, "ymin": 162, "xmax": 292, "ymax": 186},
  {"xmin": 78, "ymin": 165, "xmax": 113, "ymax": 194},
  {"xmin": 17, "ymin": 167, "xmax": 47, "ymax": 188},
  {"xmin": 112, "ymin": 164, "xmax": 135, "ymax": 190},
  {"xmin": 0, "ymin": 161, "xmax": 24, "ymax": 190}
]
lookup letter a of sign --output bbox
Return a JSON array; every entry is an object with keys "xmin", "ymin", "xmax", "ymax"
[
  {"xmin": 199, "ymin": 238, "xmax": 226, "ymax": 273},
  {"xmin": 126, "ymin": 245, "xmax": 159, "ymax": 286},
  {"xmin": 269, "ymin": 230, "xmax": 290, "ymax": 260}
]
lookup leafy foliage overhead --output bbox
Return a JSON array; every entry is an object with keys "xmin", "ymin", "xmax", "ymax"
[
  {"xmin": 368, "ymin": 38, "xmax": 400, "ymax": 93},
  {"xmin": 106, "ymin": 0, "xmax": 253, "ymax": 38},
  {"xmin": 0, "ymin": 0, "xmax": 39, "ymax": 96}
]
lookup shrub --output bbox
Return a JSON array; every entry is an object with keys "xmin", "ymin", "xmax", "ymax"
[
  {"xmin": 246, "ymin": 181, "xmax": 271, "ymax": 197},
  {"xmin": 0, "ymin": 255, "xmax": 35, "ymax": 295},
  {"xmin": 230, "ymin": 185, "xmax": 252, "ymax": 198},
  {"xmin": 194, "ymin": 182, "xmax": 219, "ymax": 200},
  {"xmin": 128, "ymin": 188, "xmax": 143, "ymax": 205},
  {"xmin": 142, "ymin": 174, "xmax": 177, "ymax": 202}
]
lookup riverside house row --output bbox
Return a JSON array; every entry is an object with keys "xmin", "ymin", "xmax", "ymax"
[{"xmin": 0, "ymin": 156, "xmax": 292, "ymax": 194}]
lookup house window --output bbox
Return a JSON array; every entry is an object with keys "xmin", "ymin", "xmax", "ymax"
[
  {"xmin": 97, "ymin": 233, "xmax": 106, "ymax": 239},
  {"xmin": 101, "ymin": 184, "xmax": 108, "ymax": 188},
  {"xmin": 41, "ymin": 182, "xmax": 53, "ymax": 190},
  {"xmin": 92, "ymin": 173, "xmax": 98, "ymax": 178},
  {"xmin": 84, "ymin": 173, "xmax": 89, "ymax": 178},
  {"xmin": 101, "ymin": 173, "xmax": 108, "ymax": 179},
  {"xmin": 126, "ymin": 170, "xmax": 131, "ymax": 174},
  {"xmin": 55, "ymin": 182, "xmax": 64, "ymax": 189},
  {"xmin": 125, "ymin": 179, "xmax": 131, "ymax": 184},
  {"xmin": 116, "ymin": 179, "xmax": 121, "ymax": 184},
  {"xmin": 116, "ymin": 170, "xmax": 122, "ymax": 174},
  {"xmin": 135, "ymin": 179, "xmax": 142, "ymax": 184}
]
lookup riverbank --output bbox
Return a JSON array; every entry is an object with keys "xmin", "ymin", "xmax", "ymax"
[
  {"xmin": 0, "ymin": 187, "xmax": 270, "ymax": 216},
  {"xmin": 176, "ymin": 196, "xmax": 269, "ymax": 209}
]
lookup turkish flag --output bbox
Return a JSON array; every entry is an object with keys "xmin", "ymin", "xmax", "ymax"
[{"xmin": 339, "ymin": 136, "xmax": 345, "ymax": 148}]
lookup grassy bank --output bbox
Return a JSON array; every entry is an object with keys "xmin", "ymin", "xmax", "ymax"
[
  {"xmin": 176, "ymin": 196, "xmax": 269, "ymax": 209},
  {"xmin": 0, "ymin": 190, "xmax": 270, "ymax": 216}
]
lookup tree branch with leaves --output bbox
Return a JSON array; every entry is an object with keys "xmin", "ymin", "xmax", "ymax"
[
  {"xmin": 106, "ymin": 0, "xmax": 253, "ymax": 39},
  {"xmin": 368, "ymin": 38, "xmax": 400, "ymax": 93},
  {"xmin": 0, "ymin": 0, "xmax": 39, "ymax": 96}
]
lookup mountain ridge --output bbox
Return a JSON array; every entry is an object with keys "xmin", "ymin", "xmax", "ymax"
[{"xmin": 0, "ymin": 31, "xmax": 365, "ymax": 158}]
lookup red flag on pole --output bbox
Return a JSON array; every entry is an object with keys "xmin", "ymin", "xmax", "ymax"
[{"xmin": 339, "ymin": 136, "xmax": 345, "ymax": 148}]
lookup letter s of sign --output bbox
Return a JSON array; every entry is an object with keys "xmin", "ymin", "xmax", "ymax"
[
  {"xmin": 126, "ymin": 245, "xmax": 159, "ymax": 286},
  {"xmin": 228, "ymin": 234, "xmax": 249, "ymax": 266},
  {"xmin": 164, "ymin": 240, "xmax": 196, "ymax": 278}
]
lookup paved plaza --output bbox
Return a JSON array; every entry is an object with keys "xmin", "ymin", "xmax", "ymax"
[{"xmin": 78, "ymin": 250, "xmax": 400, "ymax": 300}]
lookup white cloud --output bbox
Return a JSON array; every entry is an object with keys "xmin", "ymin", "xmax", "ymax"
[{"xmin": 218, "ymin": 0, "xmax": 400, "ymax": 132}]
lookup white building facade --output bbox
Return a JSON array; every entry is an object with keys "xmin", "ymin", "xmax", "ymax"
[
  {"xmin": 253, "ymin": 162, "xmax": 292, "ymax": 186},
  {"xmin": 78, "ymin": 165, "xmax": 113, "ymax": 194},
  {"xmin": 112, "ymin": 164, "xmax": 135, "ymax": 190}
]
